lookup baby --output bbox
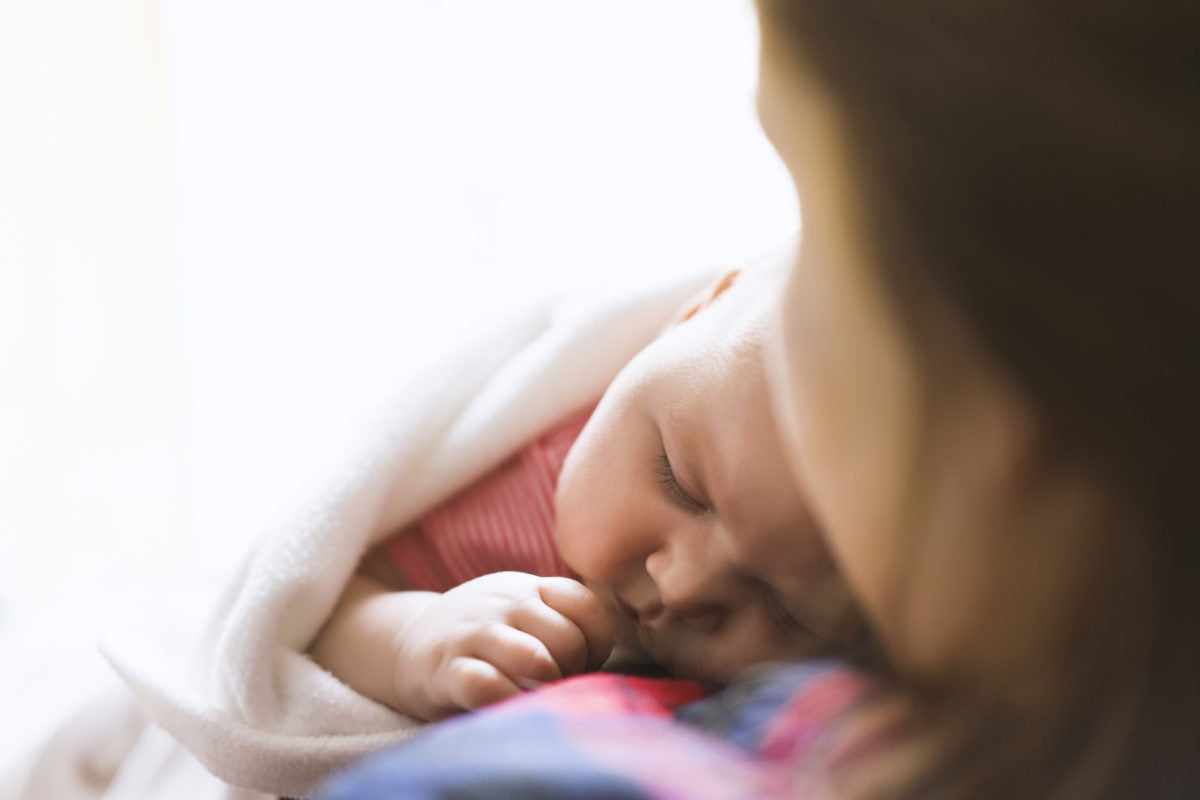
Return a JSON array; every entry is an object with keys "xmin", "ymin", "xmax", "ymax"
[{"xmin": 311, "ymin": 264, "xmax": 863, "ymax": 721}]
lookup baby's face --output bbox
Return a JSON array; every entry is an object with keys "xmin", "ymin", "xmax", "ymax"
[{"xmin": 554, "ymin": 272, "xmax": 862, "ymax": 683}]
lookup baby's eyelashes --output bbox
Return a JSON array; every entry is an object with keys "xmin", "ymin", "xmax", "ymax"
[{"xmin": 655, "ymin": 449, "xmax": 708, "ymax": 514}]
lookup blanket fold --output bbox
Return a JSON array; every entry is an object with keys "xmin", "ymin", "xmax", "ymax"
[{"xmin": 100, "ymin": 270, "xmax": 712, "ymax": 798}]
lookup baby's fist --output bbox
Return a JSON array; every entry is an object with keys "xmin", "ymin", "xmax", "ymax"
[{"xmin": 391, "ymin": 572, "xmax": 613, "ymax": 720}]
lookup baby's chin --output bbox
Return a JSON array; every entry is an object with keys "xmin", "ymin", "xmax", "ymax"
[
  {"xmin": 581, "ymin": 579, "xmax": 737, "ymax": 682},
  {"xmin": 594, "ymin": 608, "xmax": 777, "ymax": 684},
  {"xmin": 625, "ymin": 623, "xmax": 784, "ymax": 686},
  {"xmin": 608, "ymin": 617, "xmax": 720, "ymax": 684}
]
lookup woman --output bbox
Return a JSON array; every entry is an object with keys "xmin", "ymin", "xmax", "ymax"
[
  {"xmin": 316, "ymin": 4, "xmax": 1197, "ymax": 799},
  {"xmin": 756, "ymin": 1, "xmax": 1197, "ymax": 797}
]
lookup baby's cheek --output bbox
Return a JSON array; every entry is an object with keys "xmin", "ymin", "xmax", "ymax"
[
  {"xmin": 554, "ymin": 414, "xmax": 654, "ymax": 585},
  {"xmin": 707, "ymin": 619, "xmax": 824, "ymax": 682},
  {"xmin": 554, "ymin": 460, "xmax": 619, "ymax": 581},
  {"xmin": 552, "ymin": 465, "xmax": 593, "ymax": 577}
]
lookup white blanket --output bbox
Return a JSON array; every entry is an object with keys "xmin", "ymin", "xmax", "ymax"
[{"xmin": 84, "ymin": 270, "xmax": 711, "ymax": 799}]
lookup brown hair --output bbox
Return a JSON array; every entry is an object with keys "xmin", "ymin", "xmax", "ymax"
[{"xmin": 757, "ymin": 2, "xmax": 1198, "ymax": 798}]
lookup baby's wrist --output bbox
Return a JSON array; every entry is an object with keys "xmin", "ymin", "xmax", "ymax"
[{"xmin": 384, "ymin": 590, "xmax": 442, "ymax": 717}]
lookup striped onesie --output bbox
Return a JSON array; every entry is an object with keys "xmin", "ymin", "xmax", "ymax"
[{"xmin": 381, "ymin": 406, "xmax": 593, "ymax": 591}]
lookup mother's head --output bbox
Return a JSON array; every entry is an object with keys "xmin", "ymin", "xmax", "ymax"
[{"xmin": 754, "ymin": 2, "xmax": 1198, "ymax": 797}]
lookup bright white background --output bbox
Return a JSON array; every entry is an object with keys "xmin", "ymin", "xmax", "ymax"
[{"xmin": 0, "ymin": 0, "xmax": 794, "ymax": 680}]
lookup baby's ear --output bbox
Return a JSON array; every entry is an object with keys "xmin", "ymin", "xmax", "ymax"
[{"xmin": 667, "ymin": 269, "xmax": 741, "ymax": 327}]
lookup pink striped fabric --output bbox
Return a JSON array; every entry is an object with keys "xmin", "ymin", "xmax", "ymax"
[{"xmin": 381, "ymin": 405, "xmax": 594, "ymax": 591}]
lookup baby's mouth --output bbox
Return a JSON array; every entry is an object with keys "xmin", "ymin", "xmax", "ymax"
[
  {"xmin": 599, "ymin": 591, "xmax": 669, "ymax": 655},
  {"xmin": 613, "ymin": 594, "xmax": 644, "ymax": 622},
  {"xmin": 615, "ymin": 601, "xmax": 679, "ymax": 663}
]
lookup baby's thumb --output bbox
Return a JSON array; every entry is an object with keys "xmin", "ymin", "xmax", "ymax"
[{"xmin": 538, "ymin": 577, "xmax": 614, "ymax": 671}]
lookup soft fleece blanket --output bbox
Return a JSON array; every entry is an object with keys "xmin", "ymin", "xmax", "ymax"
[
  {"xmin": 97, "ymin": 269, "xmax": 716, "ymax": 798},
  {"xmin": 315, "ymin": 662, "xmax": 873, "ymax": 800}
]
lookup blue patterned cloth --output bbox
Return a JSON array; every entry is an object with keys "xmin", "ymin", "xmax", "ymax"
[{"xmin": 315, "ymin": 661, "xmax": 870, "ymax": 800}]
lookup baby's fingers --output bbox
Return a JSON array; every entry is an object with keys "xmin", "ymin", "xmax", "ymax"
[
  {"xmin": 508, "ymin": 598, "xmax": 593, "ymax": 677},
  {"xmin": 537, "ymin": 577, "xmax": 614, "ymax": 671},
  {"xmin": 442, "ymin": 656, "xmax": 522, "ymax": 714},
  {"xmin": 473, "ymin": 625, "xmax": 564, "ymax": 688}
]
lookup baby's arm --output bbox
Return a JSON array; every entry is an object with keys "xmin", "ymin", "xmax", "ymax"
[{"xmin": 310, "ymin": 554, "xmax": 614, "ymax": 721}]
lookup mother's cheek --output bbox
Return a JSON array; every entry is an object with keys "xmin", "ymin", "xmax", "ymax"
[{"xmin": 775, "ymin": 256, "xmax": 926, "ymax": 647}]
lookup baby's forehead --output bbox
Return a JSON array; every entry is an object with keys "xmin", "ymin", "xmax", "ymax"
[
  {"xmin": 658, "ymin": 320, "xmax": 773, "ymax": 430},
  {"xmin": 657, "ymin": 326, "xmax": 763, "ymax": 396},
  {"xmin": 709, "ymin": 266, "xmax": 785, "ymax": 344},
  {"xmin": 647, "ymin": 261, "xmax": 785, "ymax": 413}
]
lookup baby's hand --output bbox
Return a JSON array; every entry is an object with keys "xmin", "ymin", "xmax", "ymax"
[{"xmin": 390, "ymin": 572, "xmax": 613, "ymax": 720}]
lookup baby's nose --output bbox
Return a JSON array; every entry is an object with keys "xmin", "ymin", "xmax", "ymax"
[{"xmin": 649, "ymin": 551, "xmax": 741, "ymax": 621}]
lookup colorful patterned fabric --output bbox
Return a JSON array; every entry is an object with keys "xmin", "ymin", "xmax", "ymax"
[
  {"xmin": 315, "ymin": 661, "xmax": 872, "ymax": 800},
  {"xmin": 380, "ymin": 406, "xmax": 593, "ymax": 590}
]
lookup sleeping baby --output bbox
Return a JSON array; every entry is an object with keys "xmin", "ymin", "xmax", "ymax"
[{"xmin": 311, "ymin": 264, "xmax": 865, "ymax": 721}]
